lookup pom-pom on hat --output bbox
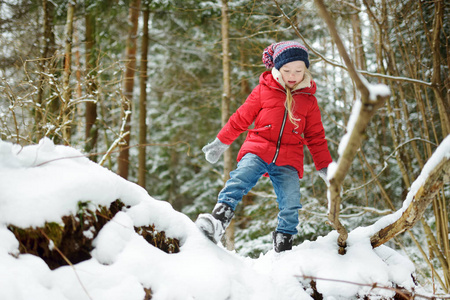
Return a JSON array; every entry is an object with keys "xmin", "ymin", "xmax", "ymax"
[{"xmin": 262, "ymin": 41, "xmax": 309, "ymax": 70}]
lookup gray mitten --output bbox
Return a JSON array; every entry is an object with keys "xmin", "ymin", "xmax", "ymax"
[
  {"xmin": 318, "ymin": 167, "xmax": 329, "ymax": 186},
  {"xmin": 202, "ymin": 138, "xmax": 230, "ymax": 164}
]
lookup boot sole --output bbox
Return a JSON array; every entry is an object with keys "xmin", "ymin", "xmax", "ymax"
[{"xmin": 195, "ymin": 214, "xmax": 223, "ymax": 244}]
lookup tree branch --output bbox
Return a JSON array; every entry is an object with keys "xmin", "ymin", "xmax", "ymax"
[
  {"xmin": 370, "ymin": 149, "xmax": 450, "ymax": 248},
  {"xmin": 313, "ymin": 0, "xmax": 369, "ymax": 99},
  {"xmin": 273, "ymin": 0, "xmax": 432, "ymax": 87},
  {"xmin": 311, "ymin": 0, "xmax": 389, "ymax": 254}
]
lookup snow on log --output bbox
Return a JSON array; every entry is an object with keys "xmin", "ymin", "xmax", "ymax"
[{"xmin": 370, "ymin": 136, "xmax": 450, "ymax": 248}]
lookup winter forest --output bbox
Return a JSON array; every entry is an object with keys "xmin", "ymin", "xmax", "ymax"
[{"xmin": 1, "ymin": 0, "xmax": 449, "ymax": 299}]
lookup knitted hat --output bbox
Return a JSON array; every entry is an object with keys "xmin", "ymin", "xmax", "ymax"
[{"xmin": 262, "ymin": 41, "xmax": 309, "ymax": 70}]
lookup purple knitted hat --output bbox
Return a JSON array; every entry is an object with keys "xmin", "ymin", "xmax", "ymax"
[{"xmin": 262, "ymin": 41, "xmax": 309, "ymax": 69}]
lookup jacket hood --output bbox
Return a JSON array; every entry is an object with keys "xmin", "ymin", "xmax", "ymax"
[{"xmin": 259, "ymin": 69, "xmax": 317, "ymax": 95}]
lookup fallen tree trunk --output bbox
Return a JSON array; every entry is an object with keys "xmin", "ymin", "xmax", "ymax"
[{"xmin": 370, "ymin": 142, "xmax": 450, "ymax": 248}]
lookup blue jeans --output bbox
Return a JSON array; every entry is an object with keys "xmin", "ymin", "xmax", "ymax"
[{"xmin": 218, "ymin": 153, "xmax": 302, "ymax": 235}]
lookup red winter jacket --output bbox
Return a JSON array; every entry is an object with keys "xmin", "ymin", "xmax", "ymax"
[{"xmin": 217, "ymin": 70, "xmax": 332, "ymax": 178}]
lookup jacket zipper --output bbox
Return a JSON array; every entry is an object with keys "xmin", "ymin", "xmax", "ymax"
[
  {"xmin": 272, "ymin": 108, "xmax": 288, "ymax": 163},
  {"xmin": 269, "ymin": 85, "xmax": 311, "ymax": 163}
]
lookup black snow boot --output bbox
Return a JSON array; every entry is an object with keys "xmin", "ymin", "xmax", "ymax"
[
  {"xmin": 272, "ymin": 231, "xmax": 293, "ymax": 253},
  {"xmin": 195, "ymin": 203, "xmax": 234, "ymax": 244}
]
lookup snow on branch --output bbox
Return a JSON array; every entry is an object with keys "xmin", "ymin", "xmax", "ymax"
[
  {"xmin": 99, "ymin": 111, "xmax": 131, "ymax": 166},
  {"xmin": 312, "ymin": 0, "xmax": 390, "ymax": 254},
  {"xmin": 370, "ymin": 135, "xmax": 450, "ymax": 248}
]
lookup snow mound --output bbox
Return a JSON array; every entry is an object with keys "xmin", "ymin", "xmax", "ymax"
[{"xmin": 0, "ymin": 139, "xmax": 422, "ymax": 299}]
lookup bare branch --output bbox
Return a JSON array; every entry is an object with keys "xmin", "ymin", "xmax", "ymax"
[
  {"xmin": 99, "ymin": 110, "xmax": 131, "ymax": 167},
  {"xmin": 309, "ymin": 0, "xmax": 390, "ymax": 254},
  {"xmin": 273, "ymin": 1, "xmax": 432, "ymax": 87},
  {"xmin": 98, "ymin": 131, "xmax": 130, "ymax": 167},
  {"xmin": 314, "ymin": 0, "xmax": 369, "ymax": 99}
]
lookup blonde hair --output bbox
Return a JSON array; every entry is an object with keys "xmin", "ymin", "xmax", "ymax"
[
  {"xmin": 285, "ymin": 69, "xmax": 312, "ymax": 128},
  {"xmin": 285, "ymin": 88, "xmax": 300, "ymax": 128}
]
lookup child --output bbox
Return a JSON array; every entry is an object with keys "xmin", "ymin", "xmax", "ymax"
[{"xmin": 196, "ymin": 41, "xmax": 332, "ymax": 252}]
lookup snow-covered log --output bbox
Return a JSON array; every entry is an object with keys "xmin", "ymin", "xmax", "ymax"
[{"xmin": 370, "ymin": 137, "xmax": 450, "ymax": 248}]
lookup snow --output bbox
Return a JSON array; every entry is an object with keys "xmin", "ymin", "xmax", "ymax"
[
  {"xmin": 364, "ymin": 134, "xmax": 450, "ymax": 235},
  {"xmin": 336, "ymin": 80, "xmax": 391, "ymax": 157},
  {"xmin": 0, "ymin": 137, "xmax": 446, "ymax": 299},
  {"xmin": 366, "ymin": 83, "xmax": 390, "ymax": 101},
  {"xmin": 337, "ymin": 99, "xmax": 361, "ymax": 157}
]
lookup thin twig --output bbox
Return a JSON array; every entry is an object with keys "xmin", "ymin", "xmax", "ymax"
[
  {"xmin": 39, "ymin": 229, "xmax": 93, "ymax": 300},
  {"xmin": 272, "ymin": 0, "xmax": 432, "ymax": 87},
  {"xmin": 297, "ymin": 274, "xmax": 450, "ymax": 300},
  {"xmin": 31, "ymin": 141, "xmax": 192, "ymax": 167},
  {"xmin": 98, "ymin": 131, "xmax": 130, "ymax": 166}
]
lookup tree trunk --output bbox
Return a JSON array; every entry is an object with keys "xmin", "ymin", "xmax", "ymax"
[
  {"xmin": 138, "ymin": 5, "xmax": 150, "ymax": 188},
  {"xmin": 36, "ymin": 0, "xmax": 55, "ymax": 141},
  {"xmin": 239, "ymin": 44, "xmax": 253, "ymax": 233},
  {"xmin": 350, "ymin": 0, "xmax": 366, "ymax": 70},
  {"xmin": 118, "ymin": 0, "xmax": 141, "ymax": 179},
  {"xmin": 428, "ymin": 1, "xmax": 450, "ymax": 137},
  {"xmin": 221, "ymin": 0, "xmax": 234, "ymax": 251},
  {"xmin": 61, "ymin": 0, "xmax": 76, "ymax": 145},
  {"xmin": 84, "ymin": 8, "xmax": 98, "ymax": 161}
]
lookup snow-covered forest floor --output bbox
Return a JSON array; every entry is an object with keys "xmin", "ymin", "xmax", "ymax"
[
  {"xmin": 1, "ymin": 138, "xmax": 448, "ymax": 300},
  {"xmin": 1, "ymin": 1, "xmax": 449, "ymax": 299}
]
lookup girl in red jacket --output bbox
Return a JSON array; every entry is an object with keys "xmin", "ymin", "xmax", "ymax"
[{"xmin": 196, "ymin": 41, "xmax": 332, "ymax": 252}]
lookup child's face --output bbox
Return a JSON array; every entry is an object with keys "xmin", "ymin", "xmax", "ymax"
[{"xmin": 279, "ymin": 61, "xmax": 306, "ymax": 89}]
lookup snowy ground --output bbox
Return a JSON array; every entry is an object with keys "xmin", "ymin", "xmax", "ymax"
[{"xmin": 0, "ymin": 137, "xmax": 448, "ymax": 300}]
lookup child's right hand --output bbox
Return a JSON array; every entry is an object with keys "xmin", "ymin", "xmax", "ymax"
[
  {"xmin": 318, "ymin": 167, "xmax": 329, "ymax": 186},
  {"xmin": 202, "ymin": 138, "xmax": 230, "ymax": 164}
]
